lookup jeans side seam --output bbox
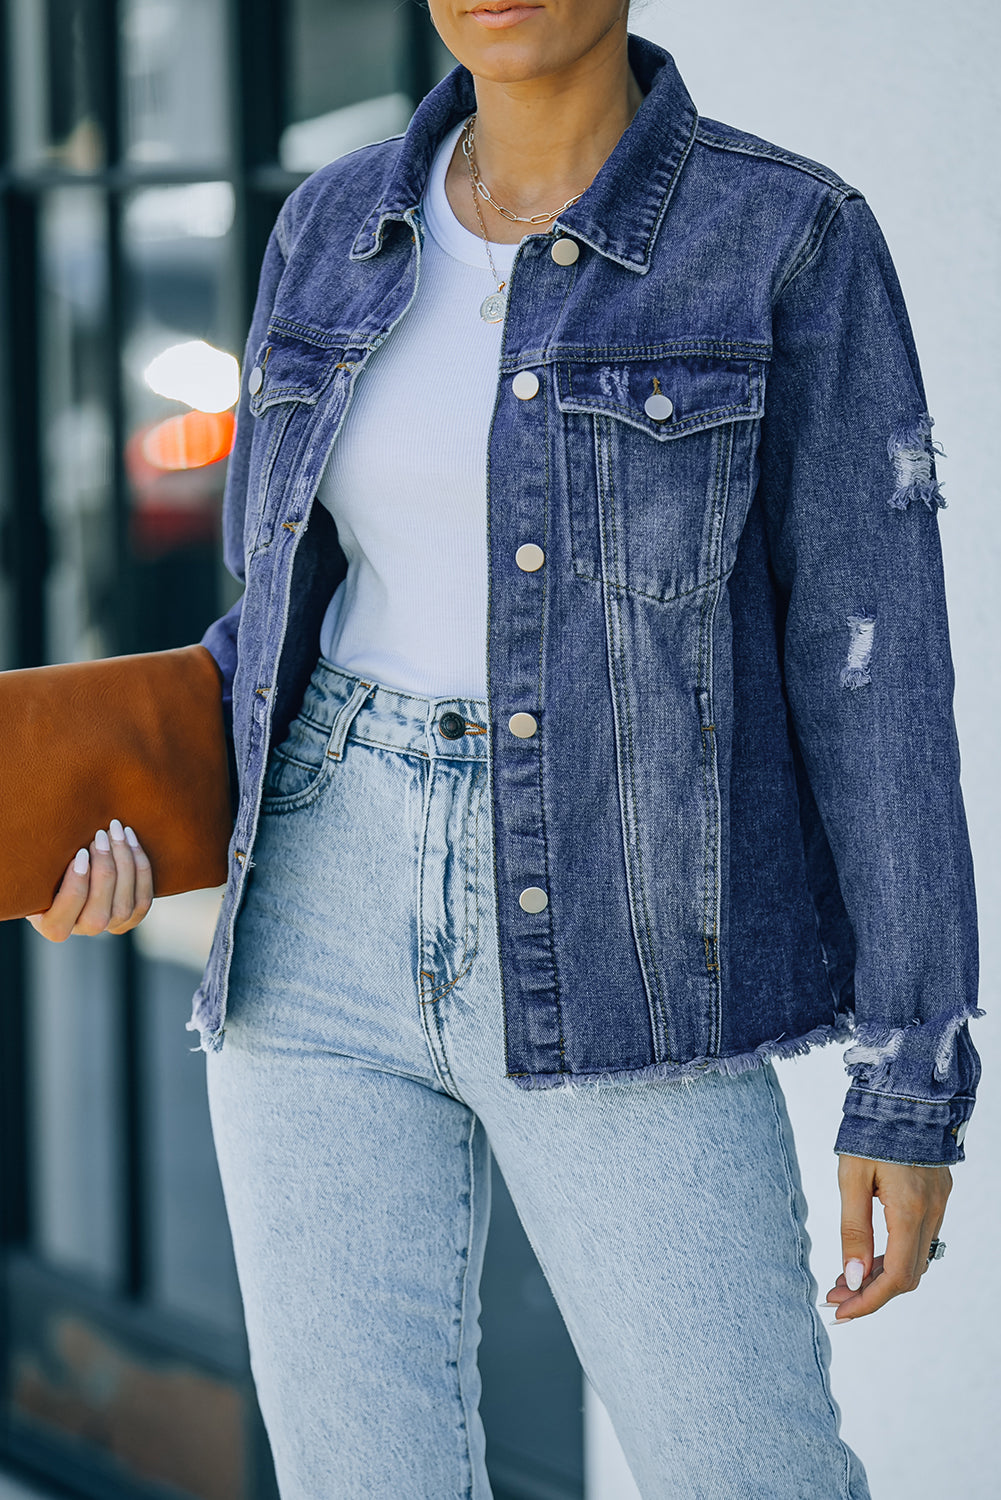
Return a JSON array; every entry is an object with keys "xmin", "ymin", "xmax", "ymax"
[{"xmin": 453, "ymin": 1111, "xmax": 481, "ymax": 1500}]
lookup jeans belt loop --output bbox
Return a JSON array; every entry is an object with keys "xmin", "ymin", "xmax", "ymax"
[{"xmin": 325, "ymin": 678, "xmax": 375, "ymax": 762}]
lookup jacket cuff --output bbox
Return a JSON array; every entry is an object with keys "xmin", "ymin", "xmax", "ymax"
[{"xmin": 834, "ymin": 1085, "xmax": 973, "ymax": 1165}]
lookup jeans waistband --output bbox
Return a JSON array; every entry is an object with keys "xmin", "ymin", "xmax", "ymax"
[{"xmin": 310, "ymin": 656, "xmax": 490, "ymax": 763}]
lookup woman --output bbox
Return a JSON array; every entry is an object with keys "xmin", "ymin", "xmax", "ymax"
[{"xmin": 31, "ymin": 3, "xmax": 980, "ymax": 1496}]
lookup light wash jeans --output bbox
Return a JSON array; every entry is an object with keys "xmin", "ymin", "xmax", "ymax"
[{"xmin": 205, "ymin": 656, "xmax": 871, "ymax": 1500}]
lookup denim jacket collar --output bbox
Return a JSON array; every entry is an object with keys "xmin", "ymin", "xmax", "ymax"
[{"xmin": 349, "ymin": 33, "xmax": 699, "ymax": 275}]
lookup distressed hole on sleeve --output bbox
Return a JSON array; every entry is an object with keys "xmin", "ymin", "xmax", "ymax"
[
  {"xmin": 841, "ymin": 614, "xmax": 876, "ymax": 690},
  {"xmin": 887, "ymin": 412, "xmax": 947, "ymax": 511}
]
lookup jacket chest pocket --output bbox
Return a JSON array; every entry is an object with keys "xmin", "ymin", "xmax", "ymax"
[
  {"xmin": 243, "ymin": 331, "xmax": 356, "ymax": 560},
  {"xmin": 557, "ymin": 355, "xmax": 765, "ymax": 603}
]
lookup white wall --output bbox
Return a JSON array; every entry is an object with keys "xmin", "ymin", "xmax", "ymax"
[{"xmin": 589, "ymin": 4, "xmax": 1001, "ymax": 1497}]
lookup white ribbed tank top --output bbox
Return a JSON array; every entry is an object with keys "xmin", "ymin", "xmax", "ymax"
[{"xmin": 316, "ymin": 119, "xmax": 522, "ymax": 700}]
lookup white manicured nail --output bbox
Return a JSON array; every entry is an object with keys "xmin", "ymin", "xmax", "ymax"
[
  {"xmin": 124, "ymin": 826, "xmax": 139, "ymax": 849},
  {"xmin": 95, "ymin": 829, "xmax": 110, "ymax": 853},
  {"xmin": 74, "ymin": 848, "xmax": 90, "ymax": 876},
  {"xmin": 829, "ymin": 1316, "xmax": 853, "ymax": 1327},
  {"xmin": 109, "ymin": 819, "xmax": 125, "ymax": 842},
  {"xmin": 845, "ymin": 1259, "xmax": 865, "ymax": 1291}
]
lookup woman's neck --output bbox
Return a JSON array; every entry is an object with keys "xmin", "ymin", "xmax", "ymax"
[{"xmin": 444, "ymin": 26, "xmax": 644, "ymax": 244}]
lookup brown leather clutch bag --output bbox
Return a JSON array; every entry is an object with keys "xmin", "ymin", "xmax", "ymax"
[{"xmin": 0, "ymin": 644, "xmax": 233, "ymax": 922}]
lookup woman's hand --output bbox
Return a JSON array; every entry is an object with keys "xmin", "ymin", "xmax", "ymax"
[
  {"xmin": 826, "ymin": 1154, "xmax": 952, "ymax": 1321},
  {"xmin": 26, "ymin": 820, "xmax": 153, "ymax": 941}
]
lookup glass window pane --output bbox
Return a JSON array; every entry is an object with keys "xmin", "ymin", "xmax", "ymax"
[
  {"xmin": 121, "ymin": 0, "xmax": 230, "ymax": 167},
  {"xmin": 122, "ymin": 182, "xmax": 237, "ymax": 651},
  {"xmin": 141, "ymin": 949, "xmax": 243, "ymax": 1333},
  {"xmin": 7, "ymin": 0, "xmax": 107, "ymax": 170},
  {"xmin": 27, "ymin": 932, "xmax": 123, "ymax": 1286},
  {"xmin": 39, "ymin": 189, "xmax": 115, "ymax": 664},
  {"xmin": 0, "ymin": 236, "xmax": 13, "ymax": 671},
  {"xmin": 281, "ymin": 0, "xmax": 414, "ymax": 173}
]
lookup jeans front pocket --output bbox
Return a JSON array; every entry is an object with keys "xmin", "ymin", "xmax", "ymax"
[{"xmin": 259, "ymin": 708, "xmax": 336, "ymax": 814}]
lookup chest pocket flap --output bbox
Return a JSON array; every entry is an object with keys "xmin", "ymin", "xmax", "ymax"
[
  {"xmin": 248, "ymin": 331, "xmax": 357, "ymax": 416},
  {"xmin": 555, "ymin": 351, "xmax": 768, "ymax": 604},
  {"xmin": 555, "ymin": 353, "xmax": 765, "ymax": 440}
]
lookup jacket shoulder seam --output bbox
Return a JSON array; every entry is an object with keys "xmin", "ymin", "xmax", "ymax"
[
  {"xmin": 694, "ymin": 123, "xmax": 856, "ymax": 193},
  {"xmin": 775, "ymin": 188, "xmax": 863, "ymax": 299}
]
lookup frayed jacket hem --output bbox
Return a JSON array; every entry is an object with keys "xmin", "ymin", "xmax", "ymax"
[
  {"xmin": 506, "ymin": 1015, "xmax": 854, "ymax": 1091},
  {"xmin": 185, "ymin": 1017, "xmax": 226, "ymax": 1055}
]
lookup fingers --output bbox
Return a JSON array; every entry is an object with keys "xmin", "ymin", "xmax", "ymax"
[
  {"xmin": 827, "ymin": 1158, "xmax": 952, "ymax": 1323},
  {"xmin": 832, "ymin": 1154, "xmax": 876, "ymax": 1318},
  {"xmin": 73, "ymin": 828, "xmax": 119, "ymax": 935},
  {"xmin": 25, "ymin": 823, "xmax": 154, "ymax": 941},
  {"xmin": 104, "ymin": 819, "xmax": 136, "ymax": 930},
  {"xmin": 25, "ymin": 846, "xmax": 94, "ymax": 942},
  {"xmin": 921, "ymin": 1201, "xmax": 949, "ymax": 1274},
  {"xmin": 111, "ymin": 826, "xmax": 154, "ymax": 934},
  {"xmin": 826, "ymin": 1252, "xmax": 886, "ymax": 1312}
]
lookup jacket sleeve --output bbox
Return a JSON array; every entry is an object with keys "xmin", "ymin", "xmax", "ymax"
[
  {"xmin": 199, "ymin": 209, "xmax": 290, "ymax": 725},
  {"xmin": 755, "ymin": 190, "xmax": 982, "ymax": 1167}
]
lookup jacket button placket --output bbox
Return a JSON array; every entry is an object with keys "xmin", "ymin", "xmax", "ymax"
[{"xmin": 488, "ymin": 305, "xmax": 564, "ymax": 1076}]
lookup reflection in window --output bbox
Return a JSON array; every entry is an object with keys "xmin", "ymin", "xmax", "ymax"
[
  {"xmin": 28, "ymin": 933, "xmax": 123, "ymax": 1287},
  {"xmin": 121, "ymin": 0, "xmax": 229, "ymax": 167},
  {"xmin": 280, "ymin": 92, "xmax": 413, "ymax": 175},
  {"xmin": 8, "ymin": 0, "xmax": 107, "ymax": 169},
  {"xmin": 282, "ymin": 0, "xmax": 415, "ymax": 171},
  {"xmin": 290, "ymin": 0, "xmax": 407, "ymax": 121},
  {"xmin": 123, "ymin": 182, "xmax": 235, "ymax": 243},
  {"xmin": 122, "ymin": 184, "xmax": 237, "ymax": 652},
  {"xmin": 141, "ymin": 953, "xmax": 245, "ymax": 1333},
  {"xmin": 39, "ymin": 190, "xmax": 113, "ymax": 664}
]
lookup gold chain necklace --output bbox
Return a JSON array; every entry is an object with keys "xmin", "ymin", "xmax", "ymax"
[{"xmin": 461, "ymin": 113, "xmax": 584, "ymax": 324}]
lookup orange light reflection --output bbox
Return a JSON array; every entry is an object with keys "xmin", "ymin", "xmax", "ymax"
[{"xmin": 141, "ymin": 410, "xmax": 236, "ymax": 472}]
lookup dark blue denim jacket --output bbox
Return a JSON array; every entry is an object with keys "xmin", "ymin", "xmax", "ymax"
[{"xmin": 189, "ymin": 35, "xmax": 982, "ymax": 1167}]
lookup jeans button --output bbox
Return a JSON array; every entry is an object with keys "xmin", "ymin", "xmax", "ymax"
[{"xmin": 438, "ymin": 711, "xmax": 466, "ymax": 740}]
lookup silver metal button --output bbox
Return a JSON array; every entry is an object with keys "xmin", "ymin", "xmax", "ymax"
[
  {"xmin": 955, "ymin": 1119, "xmax": 969, "ymax": 1146},
  {"xmin": 550, "ymin": 237, "xmax": 579, "ymax": 266},
  {"xmin": 644, "ymin": 392, "xmax": 674, "ymax": 422},
  {"xmin": 512, "ymin": 369, "xmax": 540, "ymax": 401},
  {"xmin": 248, "ymin": 365, "xmax": 264, "ymax": 395},
  {"xmin": 519, "ymin": 886, "xmax": 549, "ymax": 913},
  {"xmin": 508, "ymin": 712, "xmax": 538, "ymax": 738},
  {"xmin": 515, "ymin": 543, "xmax": 545, "ymax": 572}
]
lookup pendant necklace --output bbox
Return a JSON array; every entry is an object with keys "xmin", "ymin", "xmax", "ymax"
[{"xmin": 461, "ymin": 114, "xmax": 584, "ymax": 325}]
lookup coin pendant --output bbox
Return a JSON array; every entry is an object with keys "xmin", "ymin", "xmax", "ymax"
[{"xmin": 480, "ymin": 291, "xmax": 507, "ymax": 324}]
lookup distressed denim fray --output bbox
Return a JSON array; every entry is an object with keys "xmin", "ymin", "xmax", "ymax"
[{"xmin": 190, "ymin": 35, "xmax": 981, "ymax": 1167}]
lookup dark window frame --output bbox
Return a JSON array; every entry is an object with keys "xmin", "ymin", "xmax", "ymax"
[
  {"xmin": 0, "ymin": 5, "xmax": 584, "ymax": 1495},
  {"xmin": 0, "ymin": 5, "xmax": 442, "ymax": 1497}
]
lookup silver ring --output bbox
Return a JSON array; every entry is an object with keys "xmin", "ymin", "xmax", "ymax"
[{"xmin": 927, "ymin": 1238, "xmax": 946, "ymax": 1263}]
